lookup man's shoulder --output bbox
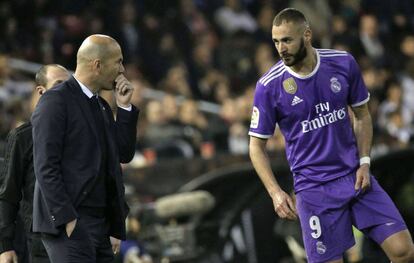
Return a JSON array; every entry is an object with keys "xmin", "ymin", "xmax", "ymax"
[
  {"xmin": 46, "ymin": 76, "xmax": 78, "ymax": 94},
  {"xmin": 257, "ymin": 60, "xmax": 286, "ymax": 88},
  {"xmin": 8, "ymin": 122, "xmax": 32, "ymax": 139},
  {"xmin": 3, "ymin": 122, "xmax": 32, "ymax": 153},
  {"xmin": 39, "ymin": 79, "xmax": 77, "ymax": 104}
]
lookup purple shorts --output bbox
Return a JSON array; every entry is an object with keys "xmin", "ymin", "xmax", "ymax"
[{"xmin": 296, "ymin": 174, "xmax": 407, "ymax": 263}]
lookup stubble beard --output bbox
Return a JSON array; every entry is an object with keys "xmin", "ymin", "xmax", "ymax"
[{"xmin": 282, "ymin": 39, "xmax": 307, "ymax": 67}]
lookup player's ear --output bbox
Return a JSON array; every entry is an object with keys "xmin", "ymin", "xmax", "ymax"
[{"xmin": 304, "ymin": 28, "xmax": 312, "ymax": 43}]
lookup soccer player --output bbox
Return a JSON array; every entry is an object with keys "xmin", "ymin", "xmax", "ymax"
[{"xmin": 248, "ymin": 8, "xmax": 414, "ymax": 263}]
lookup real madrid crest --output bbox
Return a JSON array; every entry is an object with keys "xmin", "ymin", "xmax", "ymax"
[
  {"xmin": 330, "ymin": 77, "xmax": 341, "ymax": 93},
  {"xmin": 283, "ymin": 77, "xmax": 297, "ymax": 94}
]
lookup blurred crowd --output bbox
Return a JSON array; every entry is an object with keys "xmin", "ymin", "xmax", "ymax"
[{"xmin": 1, "ymin": 0, "xmax": 414, "ymax": 165}]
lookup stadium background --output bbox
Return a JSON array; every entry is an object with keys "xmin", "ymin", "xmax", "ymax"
[{"xmin": 0, "ymin": 0, "xmax": 413, "ymax": 262}]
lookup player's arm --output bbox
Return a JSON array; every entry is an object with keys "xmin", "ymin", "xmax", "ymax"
[
  {"xmin": 351, "ymin": 103, "xmax": 372, "ymax": 191},
  {"xmin": 249, "ymin": 136, "xmax": 297, "ymax": 220}
]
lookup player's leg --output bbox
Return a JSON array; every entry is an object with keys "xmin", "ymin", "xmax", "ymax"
[
  {"xmin": 351, "ymin": 175, "xmax": 413, "ymax": 262},
  {"xmin": 296, "ymin": 176, "xmax": 356, "ymax": 263},
  {"xmin": 380, "ymin": 229, "xmax": 414, "ymax": 263}
]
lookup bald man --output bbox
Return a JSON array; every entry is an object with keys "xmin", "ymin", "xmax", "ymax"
[
  {"xmin": 0, "ymin": 64, "xmax": 69, "ymax": 263},
  {"xmin": 31, "ymin": 35, "xmax": 139, "ymax": 263}
]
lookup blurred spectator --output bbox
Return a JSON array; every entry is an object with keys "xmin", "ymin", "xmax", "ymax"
[
  {"xmin": 254, "ymin": 43, "xmax": 276, "ymax": 76},
  {"xmin": 0, "ymin": 55, "xmax": 33, "ymax": 103},
  {"xmin": 178, "ymin": 99, "xmax": 208, "ymax": 151},
  {"xmin": 117, "ymin": 1, "xmax": 142, "ymax": 64},
  {"xmin": 161, "ymin": 94, "xmax": 180, "ymax": 124},
  {"xmin": 253, "ymin": 4, "xmax": 276, "ymax": 45},
  {"xmin": 358, "ymin": 14, "xmax": 385, "ymax": 63},
  {"xmin": 218, "ymin": 31, "xmax": 256, "ymax": 92},
  {"xmin": 142, "ymin": 100, "xmax": 184, "ymax": 148},
  {"xmin": 130, "ymin": 79, "xmax": 147, "ymax": 109},
  {"xmin": 290, "ymin": 0, "xmax": 332, "ymax": 47},
  {"xmin": 393, "ymin": 34, "xmax": 414, "ymax": 72},
  {"xmin": 378, "ymin": 81, "xmax": 411, "ymax": 130},
  {"xmin": 159, "ymin": 63, "xmax": 192, "ymax": 98},
  {"xmin": 198, "ymin": 70, "xmax": 230, "ymax": 103},
  {"xmin": 214, "ymin": 0, "xmax": 257, "ymax": 35},
  {"xmin": 228, "ymin": 121, "xmax": 248, "ymax": 154},
  {"xmin": 399, "ymin": 59, "xmax": 414, "ymax": 128},
  {"xmin": 383, "ymin": 110, "xmax": 413, "ymax": 148},
  {"xmin": 330, "ymin": 15, "xmax": 362, "ymax": 57},
  {"xmin": 120, "ymin": 206, "xmax": 153, "ymax": 263}
]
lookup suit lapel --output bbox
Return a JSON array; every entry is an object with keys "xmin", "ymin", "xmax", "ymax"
[{"xmin": 66, "ymin": 77, "xmax": 99, "ymax": 142}]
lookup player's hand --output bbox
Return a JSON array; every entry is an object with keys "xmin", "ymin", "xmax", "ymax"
[
  {"xmin": 0, "ymin": 250, "xmax": 18, "ymax": 263},
  {"xmin": 65, "ymin": 218, "xmax": 77, "ymax": 238},
  {"xmin": 114, "ymin": 74, "xmax": 134, "ymax": 107},
  {"xmin": 271, "ymin": 190, "xmax": 297, "ymax": 220},
  {"xmin": 110, "ymin": 236, "xmax": 121, "ymax": 255},
  {"xmin": 355, "ymin": 164, "xmax": 370, "ymax": 192}
]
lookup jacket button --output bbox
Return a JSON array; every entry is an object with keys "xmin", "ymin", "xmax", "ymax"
[{"xmin": 82, "ymin": 191, "xmax": 87, "ymax": 195}]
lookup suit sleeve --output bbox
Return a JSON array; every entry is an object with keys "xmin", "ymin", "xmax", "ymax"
[
  {"xmin": 115, "ymin": 105, "xmax": 139, "ymax": 163},
  {"xmin": 0, "ymin": 129, "xmax": 24, "ymax": 253},
  {"xmin": 31, "ymin": 91, "xmax": 78, "ymax": 228}
]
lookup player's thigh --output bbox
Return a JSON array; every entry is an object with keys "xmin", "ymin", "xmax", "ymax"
[
  {"xmin": 381, "ymin": 229, "xmax": 414, "ymax": 261},
  {"xmin": 352, "ymin": 176, "xmax": 408, "ymax": 244},
  {"xmin": 296, "ymin": 187, "xmax": 354, "ymax": 263}
]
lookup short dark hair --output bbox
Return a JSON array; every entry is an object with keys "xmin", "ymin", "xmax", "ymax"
[
  {"xmin": 35, "ymin": 65, "xmax": 49, "ymax": 86},
  {"xmin": 35, "ymin": 64, "xmax": 66, "ymax": 86},
  {"xmin": 273, "ymin": 8, "xmax": 308, "ymax": 27}
]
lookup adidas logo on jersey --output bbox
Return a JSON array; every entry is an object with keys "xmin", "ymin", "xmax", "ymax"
[{"xmin": 291, "ymin": 96, "xmax": 303, "ymax": 106}]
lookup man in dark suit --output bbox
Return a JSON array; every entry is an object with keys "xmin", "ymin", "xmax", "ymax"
[
  {"xmin": 31, "ymin": 34, "xmax": 139, "ymax": 263},
  {"xmin": 0, "ymin": 64, "xmax": 69, "ymax": 263}
]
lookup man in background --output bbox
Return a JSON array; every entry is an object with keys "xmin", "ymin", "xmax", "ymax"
[{"xmin": 0, "ymin": 64, "xmax": 70, "ymax": 263}]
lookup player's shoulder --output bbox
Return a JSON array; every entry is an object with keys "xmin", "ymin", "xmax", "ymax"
[
  {"xmin": 257, "ymin": 60, "xmax": 286, "ymax": 88},
  {"xmin": 317, "ymin": 48, "xmax": 353, "ymax": 62}
]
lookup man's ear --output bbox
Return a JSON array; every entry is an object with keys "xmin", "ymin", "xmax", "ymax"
[
  {"xmin": 36, "ymin": 86, "xmax": 47, "ymax": 95},
  {"xmin": 93, "ymin": 59, "xmax": 102, "ymax": 73},
  {"xmin": 304, "ymin": 28, "xmax": 312, "ymax": 43}
]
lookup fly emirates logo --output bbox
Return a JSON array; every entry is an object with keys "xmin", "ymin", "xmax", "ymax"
[{"xmin": 301, "ymin": 102, "xmax": 346, "ymax": 133}]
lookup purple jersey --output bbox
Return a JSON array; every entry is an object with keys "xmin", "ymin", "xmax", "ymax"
[{"xmin": 249, "ymin": 49, "xmax": 369, "ymax": 192}]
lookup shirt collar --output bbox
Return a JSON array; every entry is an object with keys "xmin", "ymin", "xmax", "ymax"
[{"xmin": 73, "ymin": 75, "xmax": 96, "ymax": 98}]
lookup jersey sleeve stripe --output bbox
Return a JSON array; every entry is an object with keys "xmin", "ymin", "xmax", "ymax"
[
  {"xmin": 351, "ymin": 95, "xmax": 370, "ymax": 107},
  {"xmin": 248, "ymin": 131, "xmax": 273, "ymax": 139},
  {"xmin": 317, "ymin": 49, "xmax": 347, "ymax": 54},
  {"xmin": 319, "ymin": 54, "xmax": 349, "ymax": 57},
  {"xmin": 259, "ymin": 64, "xmax": 285, "ymax": 84},
  {"xmin": 263, "ymin": 69, "xmax": 286, "ymax": 86},
  {"xmin": 259, "ymin": 62, "xmax": 284, "ymax": 80}
]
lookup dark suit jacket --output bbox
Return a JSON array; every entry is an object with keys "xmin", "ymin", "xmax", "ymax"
[
  {"xmin": 0, "ymin": 122, "xmax": 34, "ymax": 254},
  {"xmin": 31, "ymin": 76, "xmax": 138, "ymax": 239}
]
